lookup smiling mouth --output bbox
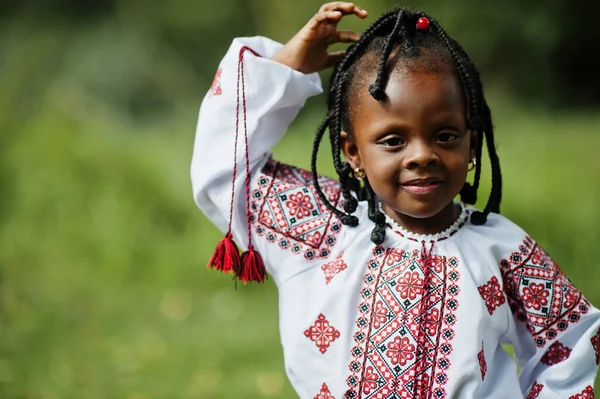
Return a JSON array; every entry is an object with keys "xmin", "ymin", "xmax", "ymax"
[{"xmin": 400, "ymin": 178, "xmax": 444, "ymax": 195}]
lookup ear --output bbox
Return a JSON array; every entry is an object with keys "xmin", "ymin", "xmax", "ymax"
[
  {"xmin": 469, "ymin": 129, "xmax": 478, "ymax": 159},
  {"xmin": 340, "ymin": 131, "xmax": 361, "ymax": 170}
]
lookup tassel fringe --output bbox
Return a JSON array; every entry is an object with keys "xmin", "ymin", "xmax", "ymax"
[
  {"xmin": 207, "ymin": 232, "xmax": 241, "ymax": 274},
  {"xmin": 237, "ymin": 244, "xmax": 266, "ymax": 284}
]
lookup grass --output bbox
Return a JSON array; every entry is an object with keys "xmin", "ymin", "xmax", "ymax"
[{"xmin": 0, "ymin": 98, "xmax": 599, "ymax": 398}]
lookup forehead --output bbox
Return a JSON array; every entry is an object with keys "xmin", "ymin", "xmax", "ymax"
[
  {"xmin": 350, "ymin": 68, "xmax": 467, "ymax": 132},
  {"xmin": 345, "ymin": 47, "xmax": 465, "ymax": 123}
]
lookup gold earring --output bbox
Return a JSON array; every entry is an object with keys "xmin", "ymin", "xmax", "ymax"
[
  {"xmin": 467, "ymin": 158, "xmax": 476, "ymax": 172},
  {"xmin": 353, "ymin": 168, "xmax": 366, "ymax": 180}
]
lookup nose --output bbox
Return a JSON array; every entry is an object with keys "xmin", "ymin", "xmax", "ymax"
[{"xmin": 403, "ymin": 140, "xmax": 440, "ymax": 169}]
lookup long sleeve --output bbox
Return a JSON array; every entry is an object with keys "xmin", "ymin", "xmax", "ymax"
[
  {"xmin": 191, "ymin": 36, "xmax": 322, "ymax": 249},
  {"xmin": 500, "ymin": 236, "xmax": 600, "ymax": 398}
]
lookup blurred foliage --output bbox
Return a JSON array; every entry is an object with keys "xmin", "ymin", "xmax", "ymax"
[{"xmin": 1, "ymin": 0, "xmax": 599, "ymax": 398}]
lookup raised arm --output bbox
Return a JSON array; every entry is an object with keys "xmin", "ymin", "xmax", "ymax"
[{"xmin": 191, "ymin": 3, "xmax": 367, "ymax": 248}]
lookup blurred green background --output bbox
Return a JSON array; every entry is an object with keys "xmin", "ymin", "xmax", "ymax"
[{"xmin": 1, "ymin": 0, "xmax": 599, "ymax": 398}]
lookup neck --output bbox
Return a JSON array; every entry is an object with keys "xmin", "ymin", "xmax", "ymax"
[{"xmin": 382, "ymin": 202, "xmax": 460, "ymax": 236}]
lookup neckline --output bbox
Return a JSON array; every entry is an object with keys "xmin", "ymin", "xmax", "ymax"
[{"xmin": 384, "ymin": 204, "xmax": 471, "ymax": 243}]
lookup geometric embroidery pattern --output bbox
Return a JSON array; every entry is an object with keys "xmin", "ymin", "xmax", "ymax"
[
  {"xmin": 345, "ymin": 245, "xmax": 460, "ymax": 399},
  {"xmin": 500, "ymin": 236, "xmax": 590, "ymax": 348},
  {"xmin": 322, "ymin": 253, "xmax": 348, "ymax": 285},
  {"xmin": 478, "ymin": 276, "xmax": 506, "ymax": 315},
  {"xmin": 569, "ymin": 385, "xmax": 594, "ymax": 399},
  {"xmin": 478, "ymin": 342, "xmax": 486, "ymax": 381},
  {"xmin": 591, "ymin": 327, "xmax": 600, "ymax": 365},
  {"xmin": 210, "ymin": 68, "xmax": 222, "ymax": 96},
  {"xmin": 314, "ymin": 383, "xmax": 335, "ymax": 399},
  {"xmin": 304, "ymin": 314, "xmax": 341, "ymax": 354},
  {"xmin": 251, "ymin": 160, "xmax": 342, "ymax": 261},
  {"xmin": 527, "ymin": 381, "xmax": 544, "ymax": 399},
  {"xmin": 540, "ymin": 341, "xmax": 571, "ymax": 366}
]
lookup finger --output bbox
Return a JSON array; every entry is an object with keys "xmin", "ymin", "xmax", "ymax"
[
  {"xmin": 325, "ymin": 50, "xmax": 346, "ymax": 68},
  {"xmin": 307, "ymin": 11, "xmax": 342, "ymax": 30},
  {"xmin": 319, "ymin": 2, "xmax": 368, "ymax": 18},
  {"xmin": 336, "ymin": 30, "xmax": 361, "ymax": 43}
]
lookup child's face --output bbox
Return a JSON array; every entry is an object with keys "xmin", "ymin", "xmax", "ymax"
[{"xmin": 342, "ymin": 67, "xmax": 476, "ymax": 222}]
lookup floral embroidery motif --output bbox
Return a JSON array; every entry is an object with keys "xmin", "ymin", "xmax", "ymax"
[
  {"xmin": 251, "ymin": 160, "xmax": 342, "ymax": 261},
  {"xmin": 210, "ymin": 68, "xmax": 222, "ymax": 96},
  {"xmin": 315, "ymin": 383, "xmax": 335, "ymax": 399},
  {"xmin": 540, "ymin": 341, "xmax": 572, "ymax": 365},
  {"xmin": 477, "ymin": 342, "xmax": 486, "ymax": 380},
  {"xmin": 478, "ymin": 276, "xmax": 506, "ymax": 315},
  {"xmin": 322, "ymin": 253, "xmax": 348, "ymax": 285},
  {"xmin": 396, "ymin": 271, "xmax": 425, "ymax": 300},
  {"xmin": 345, "ymin": 246, "xmax": 460, "ymax": 399},
  {"xmin": 569, "ymin": 385, "xmax": 594, "ymax": 399},
  {"xmin": 385, "ymin": 336, "xmax": 415, "ymax": 366},
  {"xmin": 500, "ymin": 236, "xmax": 589, "ymax": 348},
  {"xmin": 286, "ymin": 192, "xmax": 314, "ymax": 218},
  {"xmin": 527, "ymin": 381, "xmax": 544, "ymax": 398},
  {"xmin": 305, "ymin": 314, "xmax": 341, "ymax": 354},
  {"xmin": 591, "ymin": 327, "xmax": 600, "ymax": 365}
]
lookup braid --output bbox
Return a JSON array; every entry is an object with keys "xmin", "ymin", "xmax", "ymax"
[
  {"xmin": 368, "ymin": 9, "xmax": 405, "ymax": 101},
  {"xmin": 311, "ymin": 113, "xmax": 358, "ymax": 227},
  {"xmin": 329, "ymin": 73, "xmax": 358, "ymax": 213},
  {"xmin": 364, "ymin": 178, "xmax": 387, "ymax": 245},
  {"xmin": 429, "ymin": 19, "xmax": 480, "ymax": 129}
]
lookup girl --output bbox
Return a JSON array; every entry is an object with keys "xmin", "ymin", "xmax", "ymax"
[{"xmin": 191, "ymin": 3, "xmax": 600, "ymax": 398}]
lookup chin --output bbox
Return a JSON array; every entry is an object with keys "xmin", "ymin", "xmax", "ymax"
[{"xmin": 392, "ymin": 198, "xmax": 455, "ymax": 220}]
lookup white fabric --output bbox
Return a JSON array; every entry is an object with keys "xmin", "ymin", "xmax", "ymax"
[{"xmin": 191, "ymin": 36, "xmax": 600, "ymax": 399}]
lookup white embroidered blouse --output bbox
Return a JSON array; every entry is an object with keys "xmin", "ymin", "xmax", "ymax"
[{"xmin": 191, "ymin": 36, "xmax": 600, "ymax": 399}]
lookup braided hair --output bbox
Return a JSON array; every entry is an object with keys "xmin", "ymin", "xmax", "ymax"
[{"xmin": 310, "ymin": 7, "xmax": 502, "ymax": 245}]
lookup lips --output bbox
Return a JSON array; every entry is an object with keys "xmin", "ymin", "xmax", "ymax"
[{"xmin": 400, "ymin": 177, "xmax": 444, "ymax": 195}]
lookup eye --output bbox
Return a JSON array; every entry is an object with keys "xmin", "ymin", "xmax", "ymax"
[
  {"xmin": 435, "ymin": 132, "xmax": 458, "ymax": 143},
  {"xmin": 380, "ymin": 136, "xmax": 405, "ymax": 147}
]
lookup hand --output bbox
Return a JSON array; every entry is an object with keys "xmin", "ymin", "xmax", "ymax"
[{"xmin": 271, "ymin": 2, "xmax": 368, "ymax": 74}]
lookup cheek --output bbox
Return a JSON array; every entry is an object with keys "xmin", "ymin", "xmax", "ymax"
[{"xmin": 361, "ymin": 151, "xmax": 399, "ymax": 182}]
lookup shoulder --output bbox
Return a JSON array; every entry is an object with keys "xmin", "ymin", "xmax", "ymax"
[
  {"xmin": 250, "ymin": 159, "xmax": 345, "ymax": 261},
  {"xmin": 462, "ymin": 209, "xmax": 530, "ymax": 260},
  {"xmin": 467, "ymin": 210, "xmax": 527, "ymax": 242}
]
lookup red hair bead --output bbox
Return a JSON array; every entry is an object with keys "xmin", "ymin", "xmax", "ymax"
[{"xmin": 416, "ymin": 17, "xmax": 430, "ymax": 31}]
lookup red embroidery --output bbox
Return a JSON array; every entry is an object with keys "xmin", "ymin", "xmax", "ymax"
[
  {"xmin": 396, "ymin": 271, "xmax": 424, "ymax": 300},
  {"xmin": 386, "ymin": 336, "xmax": 415, "ymax": 366},
  {"xmin": 477, "ymin": 342, "xmax": 486, "ymax": 380},
  {"xmin": 322, "ymin": 253, "xmax": 348, "ymax": 285},
  {"xmin": 315, "ymin": 383, "xmax": 335, "ymax": 399},
  {"xmin": 372, "ymin": 301, "xmax": 391, "ymax": 329},
  {"xmin": 540, "ymin": 341, "xmax": 572, "ymax": 365},
  {"xmin": 500, "ymin": 237, "xmax": 589, "ymax": 348},
  {"xmin": 478, "ymin": 276, "xmax": 506, "ymax": 315},
  {"xmin": 305, "ymin": 314, "xmax": 340, "ymax": 354},
  {"xmin": 286, "ymin": 192, "xmax": 314, "ymax": 218},
  {"xmin": 521, "ymin": 282, "xmax": 549, "ymax": 311},
  {"xmin": 569, "ymin": 385, "xmax": 594, "ymax": 399},
  {"xmin": 591, "ymin": 327, "xmax": 600, "ymax": 365},
  {"xmin": 251, "ymin": 160, "xmax": 342, "ymax": 260},
  {"xmin": 210, "ymin": 68, "xmax": 222, "ymax": 96},
  {"xmin": 345, "ymin": 246, "xmax": 460, "ymax": 399},
  {"xmin": 527, "ymin": 381, "xmax": 544, "ymax": 398}
]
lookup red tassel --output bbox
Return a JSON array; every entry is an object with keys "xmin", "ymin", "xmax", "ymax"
[
  {"xmin": 207, "ymin": 232, "xmax": 240, "ymax": 274},
  {"xmin": 237, "ymin": 244, "xmax": 266, "ymax": 284}
]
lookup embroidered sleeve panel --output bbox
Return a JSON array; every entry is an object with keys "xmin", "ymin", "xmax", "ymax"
[
  {"xmin": 250, "ymin": 159, "xmax": 343, "ymax": 261},
  {"xmin": 499, "ymin": 236, "xmax": 590, "ymax": 348}
]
